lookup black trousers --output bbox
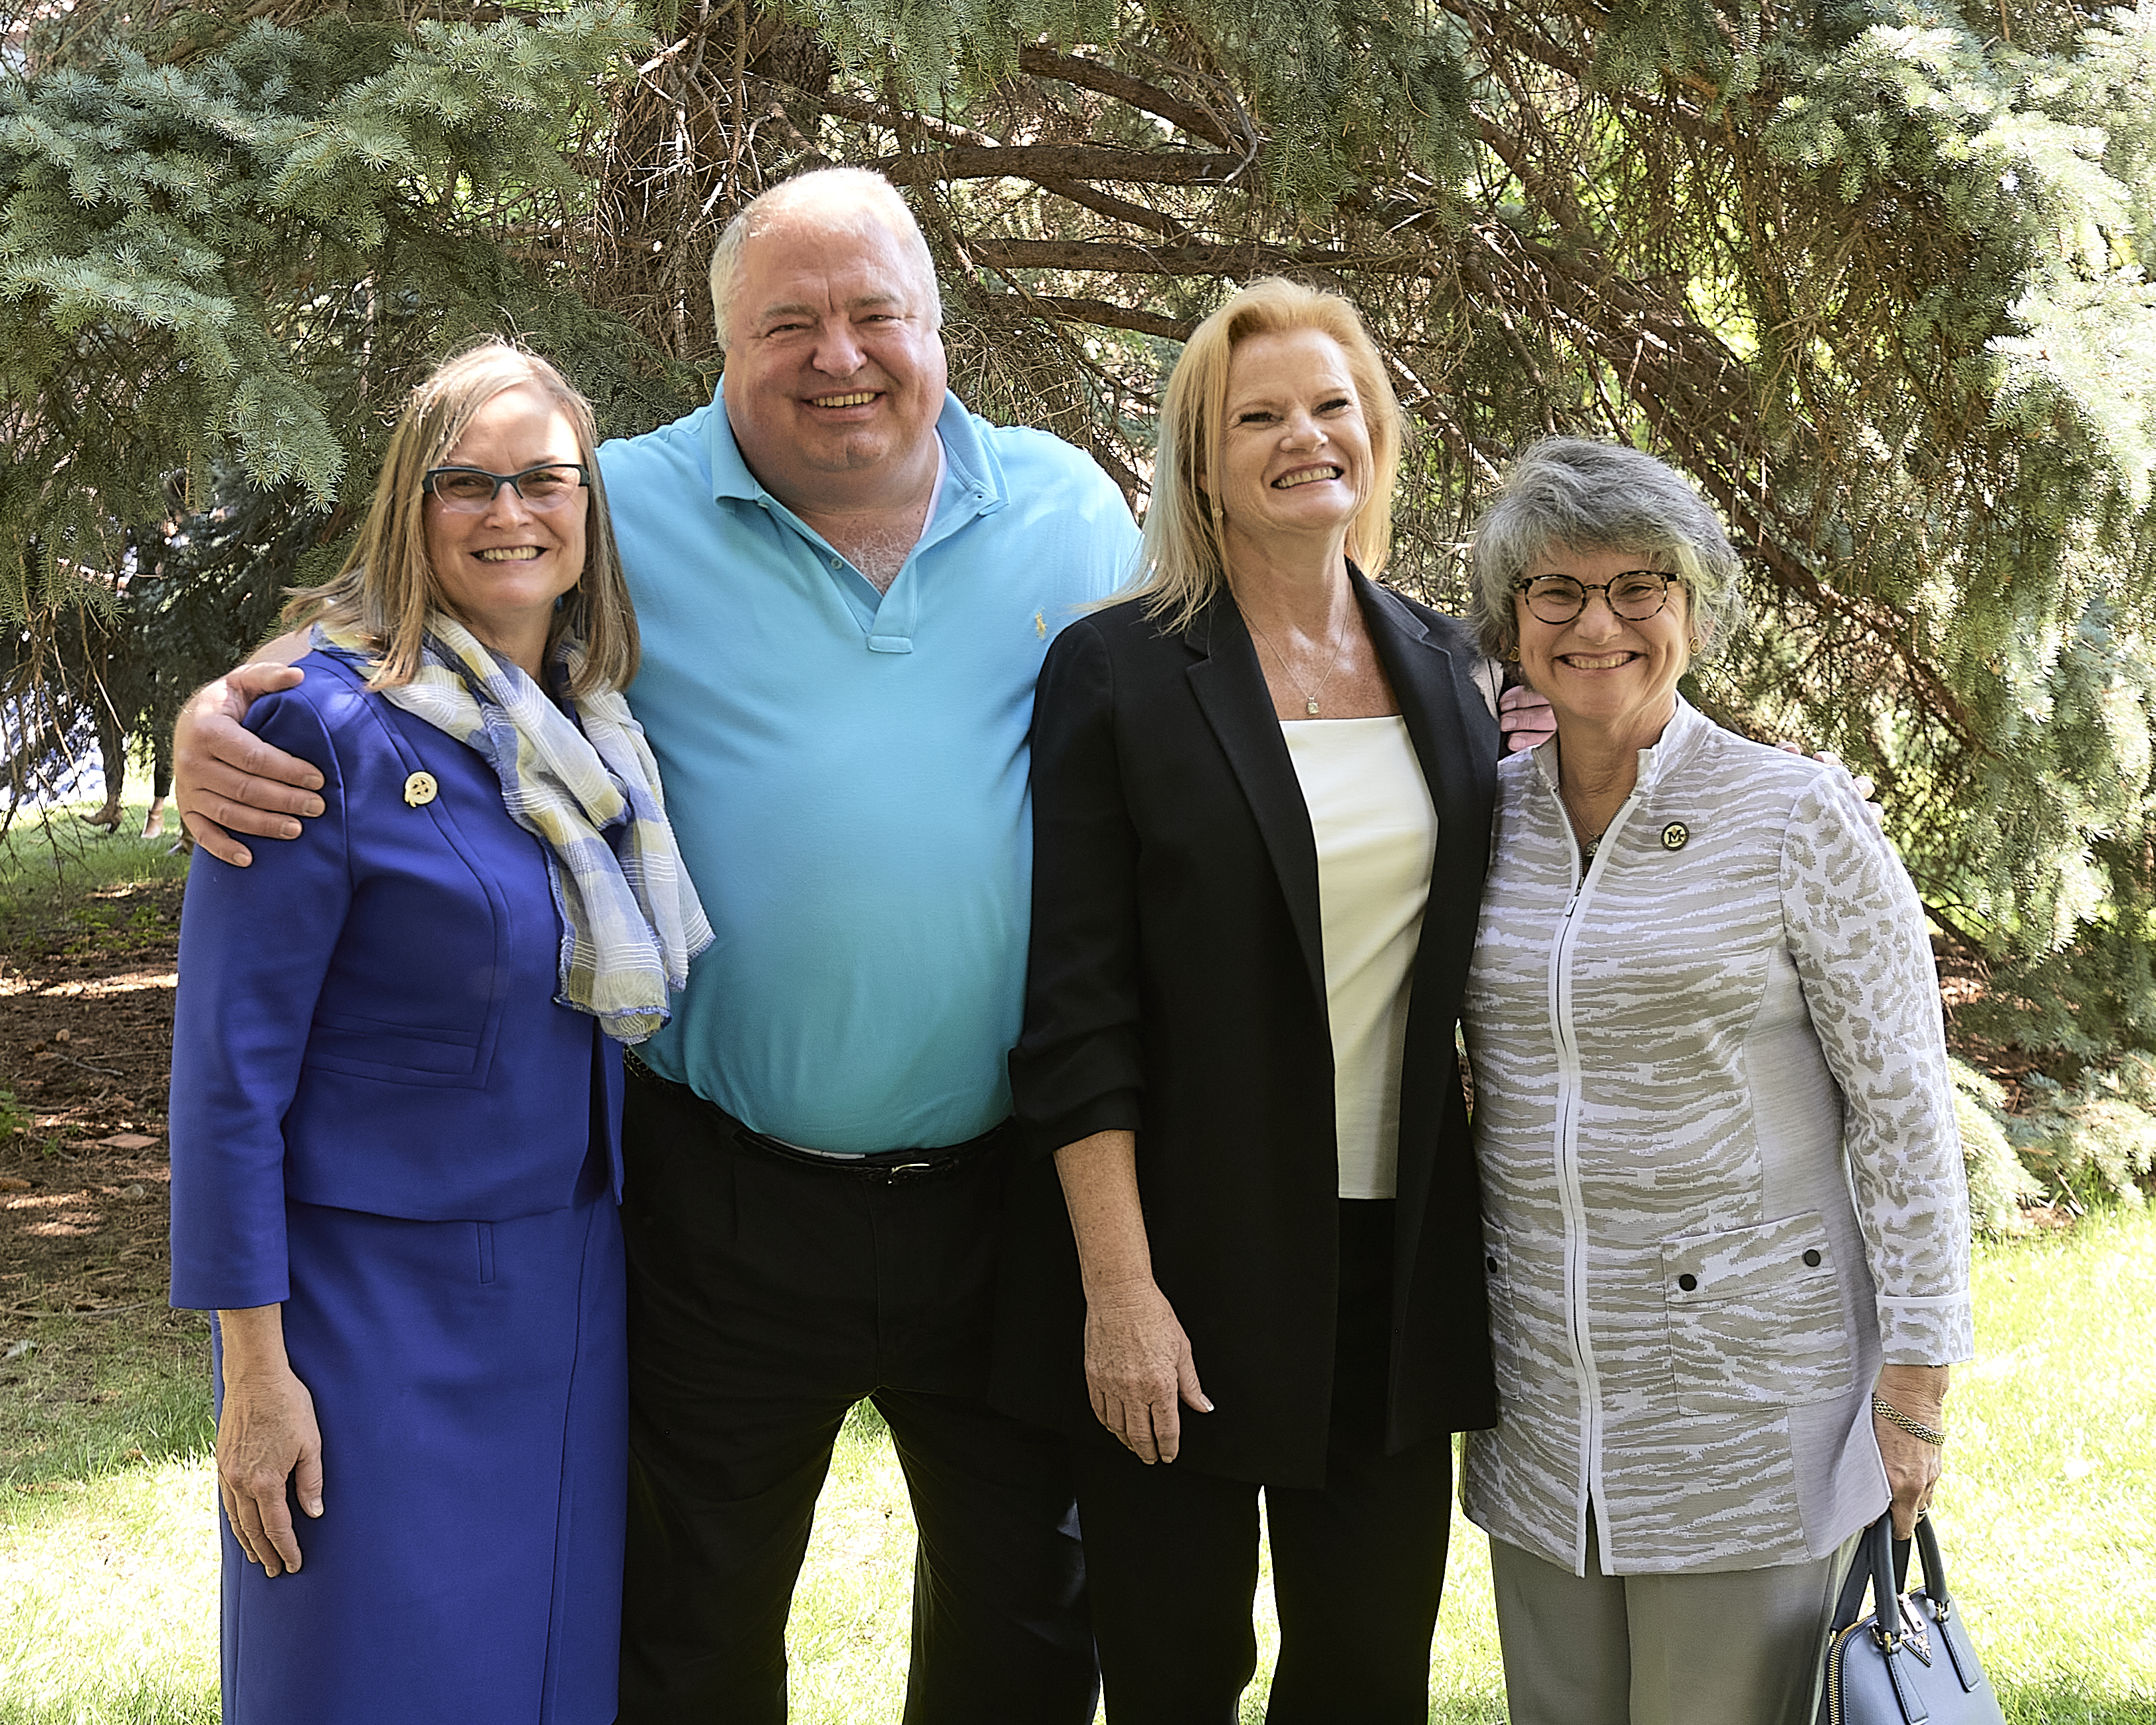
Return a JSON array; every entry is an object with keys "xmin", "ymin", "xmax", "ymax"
[
  {"xmin": 615, "ymin": 1072, "xmax": 1098, "ymax": 1724},
  {"xmin": 1069, "ymin": 1200, "xmax": 1454, "ymax": 1725}
]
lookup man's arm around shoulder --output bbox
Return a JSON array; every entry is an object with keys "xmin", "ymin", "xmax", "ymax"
[{"xmin": 175, "ymin": 628, "xmax": 324, "ymax": 867}]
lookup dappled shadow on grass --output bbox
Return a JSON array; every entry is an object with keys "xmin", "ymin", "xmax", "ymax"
[
  {"xmin": 0, "ymin": 804, "xmax": 191, "ymax": 940},
  {"xmin": 1, "ymin": 1310, "xmax": 213, "ymax": 1493}
]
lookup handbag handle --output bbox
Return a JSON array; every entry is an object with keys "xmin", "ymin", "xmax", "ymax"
[
  {"xmin": 1910, "ymin": 1514, "xmax": 1953, "ymax": 1610},
  {"xmin": 1828, "ymin": 1512, "xmax": 1957, "ymax": 1640}
]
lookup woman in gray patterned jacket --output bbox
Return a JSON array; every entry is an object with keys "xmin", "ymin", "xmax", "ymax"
[{"xmin": 1459, "ymin": 438, "xmax": 1973, "ymax": 1725}]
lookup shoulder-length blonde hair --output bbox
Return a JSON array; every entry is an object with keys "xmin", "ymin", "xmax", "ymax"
[
  {"xmin": 284, "ymin": 340, "xmax": 638, "ymax": 695},
  {"xmin": 1125, "ymin": 279, "xmax": 1404, "ymax": 633}
]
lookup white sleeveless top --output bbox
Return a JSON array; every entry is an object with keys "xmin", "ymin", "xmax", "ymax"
[{"xmin": 1280, "ymin": 716, "xmax": 1439, "ymax": 1199}]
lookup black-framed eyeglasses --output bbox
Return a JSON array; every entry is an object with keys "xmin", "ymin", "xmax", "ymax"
[
  {"xmin": 422, "ymin": 463, "xmax": 590, "ymax": 514},
  {"xmin": 1513, "ymin": 570, "xmax": 1681, "ymax": 625}
]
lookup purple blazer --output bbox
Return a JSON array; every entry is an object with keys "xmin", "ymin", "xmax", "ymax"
[{"xmin": 169, "ymin": 651, "xmax": 625, "ymax": 1311}]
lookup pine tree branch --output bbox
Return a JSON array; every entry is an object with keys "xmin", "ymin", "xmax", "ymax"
[
  {"xmin": 1438, "ymin": 0, "xmax": 1725, "ymax": 146},
  {"xmin": 813, "ymin": 89, "xmax": 996, "ymax": 148},
  {"xmin": 972, "ymin": 293, "xmax": 1194, "ymax": 340},
  {"xmin": 1014, "ymin": 46, "xmax": 1239, "ymax": 150},
  {"xmin": 970, "ymin": 237, "xmax": 1417, "ymax": 274},
  {"xmin": 1032, "ymin": 179, "xmax": 1188, "ymax": 238},
  {"xmin": 877, "ymin": 144, "xmax": 1247, "ymax": 188}
]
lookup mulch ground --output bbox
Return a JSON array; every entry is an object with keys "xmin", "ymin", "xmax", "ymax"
[
  {"xmin": 0, "ymin": 879, "xmax": 2094, "ymax": 1321},
  {"xmin": 1, "ymin": 879, "xmax": 185, "ymax": 1324}
]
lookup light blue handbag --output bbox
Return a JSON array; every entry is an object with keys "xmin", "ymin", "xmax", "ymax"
[{"xmin": 1817, "ymin": 1514, "xmax": 2006, "ymax": 1725}]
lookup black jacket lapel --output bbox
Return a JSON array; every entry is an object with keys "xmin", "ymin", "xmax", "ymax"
[
  {"xmin": 1357, "ymin": 572, "xmax": 1498, "ymax": 989},
  {"xmin": 1184, "ymin": 597, "xmax": 1328, "ymax": 1006}
]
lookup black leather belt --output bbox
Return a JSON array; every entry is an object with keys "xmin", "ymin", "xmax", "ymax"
[{"xmin": 625, "ymin": 1051, "xmax": 1010, "ymax": 1185}]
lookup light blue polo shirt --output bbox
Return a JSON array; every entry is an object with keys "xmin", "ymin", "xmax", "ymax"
[{"xmin": 598, "ymin": 392, "xmax": 1140, "ymax": 1152}]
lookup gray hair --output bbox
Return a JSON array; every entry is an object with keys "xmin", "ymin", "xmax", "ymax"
[
  {"xmin": 1468, "ymin": 438, "xmax": 1746, "ymax": 663},
  {"xmin": 708, "ymin": 167, "xmax": 942, "ymax": 350}
]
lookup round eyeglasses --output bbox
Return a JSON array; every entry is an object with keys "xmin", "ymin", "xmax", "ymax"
[
  {"xmin": 423, "ymin": 463, "xmax": 590, "ymax": 515},
  {"xmin": 1513, "ymin": 570, "xmax": 1681, "ymax": 626}
]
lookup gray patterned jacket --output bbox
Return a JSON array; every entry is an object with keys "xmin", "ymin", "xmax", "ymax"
[{"xmin": 1460, "ymin": 698, "xmax": 1973, "ymax": 1576}]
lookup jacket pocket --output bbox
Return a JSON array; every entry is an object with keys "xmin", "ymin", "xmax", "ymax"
[
  {"xmin": 304, "ymin": 1008, "xmax": 483, "ymax": 1080},
  {"xmin": 1660, "ymin": 1211, "xmax": 1856, "ymax": 1414}
]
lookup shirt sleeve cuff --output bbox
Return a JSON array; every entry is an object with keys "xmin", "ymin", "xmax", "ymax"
[
  {"xmin": 1017, "ymin": 1091, "xmax": 1142, "ymax": 1161},
  {"xmin": 1876, "ymin": 1294, "xmax": 1975, "ymax": 1365}
]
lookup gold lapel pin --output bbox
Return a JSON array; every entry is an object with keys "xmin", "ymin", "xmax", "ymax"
[
  {"xmin": 1034, "ymin": 609, "xmax": 1047, "ymax": 639},
  {"xmin": 1661, "ymin": 821, "xmax": 1689, "ymax": 852},
  {"xmin": 403, "ymin": 771, "xmax": 439, "ymax": 808}
]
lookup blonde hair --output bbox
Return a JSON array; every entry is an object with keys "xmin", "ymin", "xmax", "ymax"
[
  {"xmin": 1126, "ymin": 279, "xmax": 1403, "ymax": 633},
  {"xmin": 285, "ymin": 340, "xmax": 637, "ymax": 695},
  {"xmin": 708, "ymin": 167, "xmax": 942, "ymax": 350}
]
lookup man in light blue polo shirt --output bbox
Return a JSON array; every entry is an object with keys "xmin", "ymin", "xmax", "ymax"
[
  {"xmin": 604, "ymin": 245, "xmax": 1134, "ymax": 1157},
  {"xmin": 595, "ymin": 168, "xmax": 1134, "ymax": 1722}
]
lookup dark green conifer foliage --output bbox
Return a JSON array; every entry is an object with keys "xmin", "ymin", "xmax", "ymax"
[
  {"xmin": 0, "ymin": 1, "xmax": 670, "ymax": 620},
  {"xmin": 9, "ymin": 0, "xmax": 2156, "ymax": 1189}
]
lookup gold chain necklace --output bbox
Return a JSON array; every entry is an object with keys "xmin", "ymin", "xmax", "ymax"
[
  {"xmin": 1563, "ymin": 784, "xmax": 1610, "ymax": 861},
  {"xmin": 1243, "ymin": 604, "xmax": 1351, "ymax": 717}
]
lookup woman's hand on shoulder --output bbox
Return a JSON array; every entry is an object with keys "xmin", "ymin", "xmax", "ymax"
[
  {"xmin": 1497, "ymin": 683, "xmax": 1555, "ymax": 752},
  {"xmin": 1776, "ymin": 741, "xmax": 1884, "ymax": 832},
  {"xmin": 1083, "ymin": 1280, "xmax": 1212, "ymax": 1465},
  {"xmin": 215, "ymin": 1306, "xmax": 325, "ymax": 1576}
]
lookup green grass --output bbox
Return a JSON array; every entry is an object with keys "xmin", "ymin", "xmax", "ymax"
[
  {"xmin": 0, "ymin": 1462, "xmax": 221, "ymax": 1724},
  {"xmin": 1, "ymin": 1312, "xmax": 217, "ymax": 1492},
  {"xmin": 1947, "ymin": 1207, "xmax": 2156, "ymax": 1724},
  {"xmin": 3, "ymin": 1214, "xmax": 2152, "ymax": 1724},
  {"xmin": 0, "ymin": 798, "xmax": 190, "ymax": 933},
  {"xmin": 0, "ymin": 1310, "xmax": 221, "ymax": 1725}
]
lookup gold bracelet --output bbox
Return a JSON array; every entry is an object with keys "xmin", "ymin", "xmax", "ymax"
[{"xmin": 1872, "ymin": 1394, "xmax": 1947, "ymax": 1446}]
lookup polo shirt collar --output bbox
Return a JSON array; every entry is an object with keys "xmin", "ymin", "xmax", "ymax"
[{"xmin": 701, "ymin": 389, "xmax": 1008, "ymax": 516}]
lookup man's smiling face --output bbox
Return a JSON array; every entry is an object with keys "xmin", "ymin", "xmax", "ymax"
[{"xmin": 720, "ymin": 215, "xmax": 949, "ymax": 513}]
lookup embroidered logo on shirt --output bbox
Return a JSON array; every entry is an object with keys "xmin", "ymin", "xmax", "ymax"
[{"xmin": 1034, "ymin": 610, "xmax": 1047, "ymax": 639}]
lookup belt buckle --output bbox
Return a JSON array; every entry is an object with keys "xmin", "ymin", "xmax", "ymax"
[{"xmin": 879, "ymin": 1159, "xmax": 938, "ymax": 1183}]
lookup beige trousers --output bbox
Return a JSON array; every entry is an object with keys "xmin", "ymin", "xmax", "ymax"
[{"xmin": 1487, "ymin": 1505, "xmax": 1861, "ymax": 1725}]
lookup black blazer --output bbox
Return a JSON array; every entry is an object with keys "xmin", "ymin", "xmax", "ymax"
[{"xmin": 994, "ymin": 570, "xmax": 1501, "ymax": 1488}]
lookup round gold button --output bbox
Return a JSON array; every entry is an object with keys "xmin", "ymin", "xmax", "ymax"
[
  {"xmin": 1660, "ymin": 821, "xmax": 1689, "ymax": 851},
  {"xmin": 403, "ymin": 771, "xmax": 439, "ymax": 808}
]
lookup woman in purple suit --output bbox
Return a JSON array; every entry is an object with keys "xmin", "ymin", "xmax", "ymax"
[{"xmin": 169, "ymin": 342, "xmax": 710, "ymax": 1724}]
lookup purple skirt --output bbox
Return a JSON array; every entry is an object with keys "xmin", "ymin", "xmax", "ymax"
[{"xmin": 215, "ymin": 1188, "xmax": 626, "ymax": 1724}]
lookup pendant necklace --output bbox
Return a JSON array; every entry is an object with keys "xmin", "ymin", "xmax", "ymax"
[
  {"xmin": 1564, "ymin": 784, "xmax": 1608, "ymax": 862},
  {"xmin": 1245, "ymin": 603, "xmax": 1350, "ymax": 717}
]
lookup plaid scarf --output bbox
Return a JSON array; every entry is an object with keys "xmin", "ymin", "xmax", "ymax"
[{"xmin": 314, "ymin": 618, "xmax": 712, "ymax": 1045}]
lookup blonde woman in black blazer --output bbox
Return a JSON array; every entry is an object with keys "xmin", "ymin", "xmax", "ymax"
[{"xmin": 994, "ymin": 280, "xmax": 1500, "ymax": 1724}]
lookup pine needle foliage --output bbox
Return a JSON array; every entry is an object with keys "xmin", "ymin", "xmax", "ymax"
[
  {"xmin": 0, "ymin": 0, "xmax": 662, "ymax": 628},
  {"xmin": 678, "ymin": 0, "xmax": 2156, "ymax": 1081},
  {"xmin": 12, "ymin": 0, "xmax": 2156, "ymax": 1117}
]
